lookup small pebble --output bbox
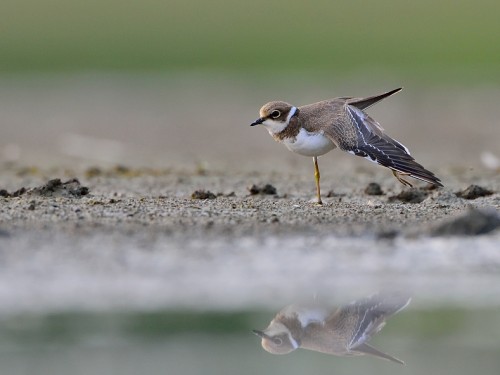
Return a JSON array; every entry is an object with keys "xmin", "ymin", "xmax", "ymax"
[
  {"xmin": 388, "ymin": 188, "xmax": 428, "ymax": 203},
  {"xmin": 431, "ymin": 208, "xmax": 500, "ymax": 236},
  {"xmin": 0, "ymin": 187, "xmax": 27, "ymax": 198},
  {"xmin": 31, "ymin": 178, "xmax": 90, "ymax": 198},
  {"xmin": 248, "ymin": 184, "xmax": 277, "ymax": 195},
  {"xmin": 12, "ymin": 187, "xmax": 27, "ymax": 197},
  {"xmin": 364, "ymin": 182, "xmax": 384, "ymax": 196},
  {"xmin": 248, "ymin": 184, "xmax": 260, "ymax": 195},
  {"xmin": 261, "ymin": 184, "xmax": 277, "ymax": 195},
  {"xmin": 191, "ymin": 190, "xmax": 216, "ymax": 200},
  {"xmin": 455, "ymin": 185, "xmax": 494, "ymax": 200}
]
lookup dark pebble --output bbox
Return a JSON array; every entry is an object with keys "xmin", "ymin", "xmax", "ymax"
[
  {"xmin": 12, "ymin": 187, "xmax": 27, "ymax": 197},
  {"xmin": 191, "ymin": 190, "xmax": 217, "ymax": 200},
  {"xmin": 261, "ymin": 184, "xmax": 277, "ymax": 195},
  {"xmin": 46, "ymin": 178, "xmax": 63, "ymax": 190},
  {"xmin": 248, "ymin": 184, "xmax": 260, "ymax": 195},
  {"xmin": 74, "ymin": 186, "xmax": 90, "ymax": 196},
  {"xmin": 365, "ymin": 182, "xmax": 384, "ymax": 196},
  {"xmin": 31, "ymin": 178, "xmax": 90, "ymax": 198},
  {"xmin": 0, "ymin": 187, "xmax": 27, "ymax": 198},
  {"xmin": 248, "ymin": 184, "xmax": 277, "ymax": 195},
  {"xmin": 388, "ymin": 188, "xmax": 428, "ymax": 203},
  {"xmin": 431, "ymin": 208, "xmax": 500, "ymax": 236},
  {"xmin": 456, "ymin": 185, "xmax": 494, "ymax": 200}
]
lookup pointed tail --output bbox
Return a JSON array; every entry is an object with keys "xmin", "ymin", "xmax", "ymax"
[
  {"xmin": 353, "ymin": 343, "xmax": 405, "ymax": 365},
  {"xmin": 347, "ymin": 88, "xmax": 403, "ymax": 110}
]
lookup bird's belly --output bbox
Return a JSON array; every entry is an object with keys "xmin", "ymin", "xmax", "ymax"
[{"xmin": 283, "ymin": 129, "xmax": 336, "ymax": 157}]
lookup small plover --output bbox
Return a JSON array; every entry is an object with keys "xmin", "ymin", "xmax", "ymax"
[
  {"xmin": 251, "ymin": 88, "xmax": 442, "ymax": 204},
  {"xmin": 253, "ymin": 293, "xmax": 411, "ymax": 364}
]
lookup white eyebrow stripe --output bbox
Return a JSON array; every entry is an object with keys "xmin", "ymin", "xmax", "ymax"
[{"xmin": 286, "ymin": 106, "xmax": 298, "ymax": 124}]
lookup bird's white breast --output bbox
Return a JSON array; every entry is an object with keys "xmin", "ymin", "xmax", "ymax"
[{"xmin": 283, "ymin": 128, "xmax": 336, "ymax": 157}]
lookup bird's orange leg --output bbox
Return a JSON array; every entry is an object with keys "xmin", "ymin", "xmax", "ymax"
[{"xmin": 313, "ymin": 156, "xmax": 323, "ymax": 205}]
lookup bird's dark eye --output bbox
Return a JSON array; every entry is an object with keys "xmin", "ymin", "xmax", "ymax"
[
  {"xmin": 270, "ymin": 110, "xmax": 281, "ymax": 119},
  {"xmin": 273, "ymin": 337, "xmax": 283, "ymax": 346}
]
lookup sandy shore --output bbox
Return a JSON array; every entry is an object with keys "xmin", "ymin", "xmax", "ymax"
[{"xmin": 1, "ymin": 164, "xmax": 498, "ymax": 236}]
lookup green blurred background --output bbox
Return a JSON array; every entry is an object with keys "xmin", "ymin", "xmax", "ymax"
[
  {"xmin": 2, "ymin": 0, "xmax": 499, "ymax": 82},
  {"xmin": 2, "ymin": 0, "xmax": 499, "ymax": 168}
]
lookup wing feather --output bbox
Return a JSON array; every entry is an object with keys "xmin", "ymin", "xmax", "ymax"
[{"xmin": 340, "ymin": 105, "xmax": 442, "ymax": 186}]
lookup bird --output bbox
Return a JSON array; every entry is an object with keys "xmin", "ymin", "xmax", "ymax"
[
  {"xmin": 252, "ymin": 293, "xmax": 411, "ymax": 365},
  {"xmin": 250, "ymin": 88, "xmax": 442, "ymax": 204}
]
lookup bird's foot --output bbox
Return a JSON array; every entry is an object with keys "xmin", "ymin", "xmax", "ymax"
[
  {"xmin": 393, "ymin": 170, "xmax": 413, "ymax": 187},
  {"xmin": 308, "ymin": 197, "xmax": 323, "ymax": 205}
]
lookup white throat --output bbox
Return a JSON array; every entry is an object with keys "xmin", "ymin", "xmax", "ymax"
[{"xmin": 263, "ymin": 106, "xmax": 297, "ymax": 135}]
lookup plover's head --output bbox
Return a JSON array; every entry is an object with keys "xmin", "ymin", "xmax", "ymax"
[
  {"xmin": 252, "ymin": 321, "xmax": 299, "ymax": 355},
  {"xmin": 250, "ymin": 101, "xmax": 297, "ymax": 135}
]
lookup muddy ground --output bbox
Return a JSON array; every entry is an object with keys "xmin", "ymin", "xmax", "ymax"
[{"xmin": 1, "ymin": 164, "xmax": 498, "ymax": 237}]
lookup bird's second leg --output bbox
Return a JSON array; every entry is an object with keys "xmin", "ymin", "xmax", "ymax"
[
  {"xmin": 313, "ymin": 156, "xmax": 323, "ymax": 205},
  {"xmin": 392, "ymin": 170, "xmax": 413, "ymax": 187}
]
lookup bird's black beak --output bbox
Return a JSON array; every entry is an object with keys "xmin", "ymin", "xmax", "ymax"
[
  {"xmin": 250, "ymin": 117, "xmax": 265, "ymax": 126},
  {"xmin": 252, "ymin": 329, "xmax": 269, "ymax": 339}
]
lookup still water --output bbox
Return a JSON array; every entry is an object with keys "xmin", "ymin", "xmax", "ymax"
[{"xmin": 0, "ymin": 296, "xmax": 499, "ymax": 375}]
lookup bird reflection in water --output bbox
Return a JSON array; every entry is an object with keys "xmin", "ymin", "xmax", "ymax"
[{"xmin": 253, "ymin": 293, "xmax": 410, "ymax": 365}]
